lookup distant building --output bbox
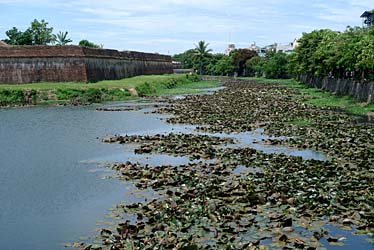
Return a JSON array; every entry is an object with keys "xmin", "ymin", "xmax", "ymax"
[
  {"xmin": 249, "ymin": 42, "xmax": 261, "ymax": 53},
  {"xmin": 292, "ymin": 38, "xmax": 300, "ymax": 49},
  {"xmin": 274, "ymin": 38, "xmax": 299, "ymax": 54},
  {"xmin": 276, "ymin": 41, "xmax": 297, "ymax": 54},
  {"xmin": 248, "ymin": 42, "xmax": 275, "ymax": 57},
  {"xmin": 248, "ymin": 42, "xmax": 266, "ymax": 56},
  {"xmin": 225, "ymin": 44, "xmax": 236, "ymax": 55},
  {"xmin": 235, "ymin": 38, "xmax": 299, "ymax": 57},
  {"xmin": 361, "ymin": 10, "xmax": 374, "ymax": 28},
  {"xmin": 261, "ymin": 43, "xmax": 277, "ymax": 56}
]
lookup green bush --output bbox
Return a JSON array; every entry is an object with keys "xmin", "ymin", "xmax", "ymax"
[
  {"xmin": 263, "ymin": 52, "xmax": 290, "ymax": 79},
  {"xmin": 56, "ymin": 88, "xmax": 103, "ymax": 103},
  {"xmin": 245, "ymin": 52, "xmax": 290, "ymax": 79},
  {"xmin": 186, "ymin": 73, "xmax": 201, "ymax": 82},
  {"xmin": 0, "ymin": 90, "xmax": 23, "ymax": 105},
  {"xmin": 105, "ymin": 88, "xmax": 131, "ymax": 101},
  {"xmin": 135, "ymin": 82, "xmax": 155, "ymax": 97}
]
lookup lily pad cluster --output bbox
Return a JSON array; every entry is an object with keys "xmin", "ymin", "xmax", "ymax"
[
  {"xmin": 80, "ymin": 79, "xmax": 373, "ymax": 250},
  {"xmin": 104, "ymin": 133, "xmax": 234, "ymax": 160}
]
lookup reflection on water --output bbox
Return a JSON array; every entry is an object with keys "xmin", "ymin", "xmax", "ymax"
[
  {"xmin": 195, "ymin": 128, "xmax": 327, "ymax": 161},
  {"xmin": 322, "ymin": 224, "xmax": 374, "ymax": 250}
]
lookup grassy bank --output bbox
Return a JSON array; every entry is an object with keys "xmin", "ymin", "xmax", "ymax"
[
  {"xmin": 0, "ymin": 74, "xmax": 220, "ymax": 107},
  {"xmin": 238, "ymin": 77, "xmax": 374, "ymax": 116}
]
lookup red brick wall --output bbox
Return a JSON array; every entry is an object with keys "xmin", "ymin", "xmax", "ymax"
[
  {"xmin": 0, "ymin": 46, "xmax": 173, "ymax": 84},
  {"xmin": 0, "ymin": 46, "xmax": 85, "ymax": 58},
  {"xmin": 0, "ymin": 58, "xmax": 87, "ymax": 83}
]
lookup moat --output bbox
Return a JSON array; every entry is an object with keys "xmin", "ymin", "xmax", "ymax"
[
  {"xmin": 0, "ymin": 103, "xmax": 186, "ymax": 250},
  {"xmin": 0, "ymin": 82, "xmax": 372, "ymax": 249}
]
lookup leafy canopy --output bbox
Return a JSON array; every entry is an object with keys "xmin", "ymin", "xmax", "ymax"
[
  {"xmin": 3, "ymin": 19, "xmax": 61, "ymax": 45},
  {"xmin": 55, "ymin": 31, "xmax": 72, "ymax": 45},
  {"xmin": 79, "ymin": 39, "xmax": 101, "ymax": 48}
]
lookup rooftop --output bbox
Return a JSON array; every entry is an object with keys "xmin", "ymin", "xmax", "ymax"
[{"xmin": 361, "ymin": 10, "xmax": 374, "ymax": 18}]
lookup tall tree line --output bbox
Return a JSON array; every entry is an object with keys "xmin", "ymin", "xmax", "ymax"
[
  {"xmin": 2, "ymin": 19, "xmax": 101, "ymax": 48},
  {"xmin": 289, "ymin": 26, "xmax": 374, "ymax": 81}
]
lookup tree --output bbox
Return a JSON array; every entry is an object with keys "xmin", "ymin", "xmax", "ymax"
[
  {"xmin": 231, "ymin": 49, "xmax": 258, "ymax": 76},
  {"xmin": 246, "ymin": 56, "xmax": 265, "ymax": 77},
  {"xmin": 212, "ymin": 55, "xmax": 236, "ymax": 76},
  {"xmin": 193, "ymin": 41, "xmax": 212, "ymax": 75},
  {"xmin": 4, "ymin": 27, "xmax": 32, "ymax": 45},
  {"xmin": 4, "ymin": 19, "xmax": 55, "ymax": 45},
  {"xmin": 173, "ymin": 49, "xmax": 196, "ymax": 69},
  {"xmin": 28, "ymin": 19, "xmax": 55, "ymax": 45},
  {"xmin": 291, "ymin": 27, "xmax": 373, "ymax": 80},
  {"xmin": 55, "ymin": 31, "xmax": 72, "ymax": 45},
  {"xmin": 292, "ymin": 29, "xmax": 328, "ymax": 75},
  {"xmin": 79, "ymin": 39, "xmax": 100, "ymax": 48},
  {"xmin": 206, "ymin": 53, "xmax": 224, "ymax": 75},
  {"xmin": 263, "ymin": 52, "xmax": 290, "ymax": 79},
  {"xmin": 356, "ymin": 27, "xmax": 374, "ymax": 80}
]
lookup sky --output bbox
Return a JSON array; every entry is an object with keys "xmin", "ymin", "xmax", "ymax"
[{"xmin": 0, "ymin": 0, "xmax": 372, "ymax": 55}]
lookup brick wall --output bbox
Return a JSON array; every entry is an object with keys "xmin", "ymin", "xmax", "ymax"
[{"xmin": 0, "ymin": 46, "xmax": 173, "ymax": 84}]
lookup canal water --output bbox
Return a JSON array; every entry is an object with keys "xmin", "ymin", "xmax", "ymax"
[
  {"xmin": 0, "ymin": 103, "xmax": 193, "ymax": 250},
  {"xmin": 0, "ymin": 100, "xmax": 372, "ymax": 249}
]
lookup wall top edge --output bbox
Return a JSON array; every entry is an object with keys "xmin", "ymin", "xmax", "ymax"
[{"xmin": 0, "ymin": 45, "xmax": 172, "ymax": 62}]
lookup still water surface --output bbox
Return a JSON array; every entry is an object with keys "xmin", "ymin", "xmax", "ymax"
[
  {"xmin": 0, "ymin": 103, "xmax": 189, "ymax": 250},
  {"xmin": 0, "ymin": 101, "xmax": 371, "ymax": 250}
]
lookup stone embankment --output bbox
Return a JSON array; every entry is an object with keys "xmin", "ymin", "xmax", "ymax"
[
  {"xmin": 298, "ymin": 74, "xmax": 374, "ymax": 103},
  {"xmin": 0, "ymin": 46, "xmax": 173, "ymax": 84}
]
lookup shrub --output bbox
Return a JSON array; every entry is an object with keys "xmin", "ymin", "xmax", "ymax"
[
  {"xmin": 186, "ymin": 73, "xmax": 201, "ymax": 82},
  {"xmin": 135, "ymin": 82, "xmax": 155, "ymax": 97},
  {"xmin": 0, "ymin": 90, "xmax": 24, "ymax": 105}
]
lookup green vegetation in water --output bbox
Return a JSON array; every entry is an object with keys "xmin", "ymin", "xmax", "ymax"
[
  {"xmin": 287, "ymin": 118, "xmax": 314, "ymax": 126},
  {"xmin": 0, "ymin": 74, "xmax": 220, "ymax": 107},
  {"xmin": 239, "ymin": 77, "xmax": 374, "ymax": 116},
  {"xmin": 85, "ymin": 79, "xmax": 373, "ymax": 249}
]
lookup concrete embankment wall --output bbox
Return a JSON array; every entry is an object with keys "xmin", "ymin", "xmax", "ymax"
[
  {"xmin": 0, "ymin": 46, "xmax": 173, "ymax": 84},
  {"xmin": 298, "ymin": 75, "xmax": 374, "ymax": 103}
]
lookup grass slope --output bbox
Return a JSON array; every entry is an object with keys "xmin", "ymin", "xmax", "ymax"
[{"xmin": 0, "ymin": 74, "xmax": 220, "ymax": 107}]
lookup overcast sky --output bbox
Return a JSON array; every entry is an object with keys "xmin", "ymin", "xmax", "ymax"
[{"xmin": 0, "ymin": 0, "xmax": 372, "ymax": 55}]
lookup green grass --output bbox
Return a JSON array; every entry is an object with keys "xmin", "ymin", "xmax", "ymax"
[
  {"xmin": 239, "ymin": 77, "xmax": 374, "ymax": 116},
  {"xmin": 157, "ymin": 80, "xmax": 220, "ymax": 96},
  {"xmin": 238, "ymin": 77, "xmax": 299, "ymax": 85},
  {"xmin": 0, "ymin": 74, "xmax": 192, "ymax": 90},
  {"xmin": 0, "ymin": 74, "xmax": 220, "ymax": 107}
]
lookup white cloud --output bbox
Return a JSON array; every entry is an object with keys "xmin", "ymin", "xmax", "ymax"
[
  {"xmin": 349, "ymin": 0, "xmax": 374, "ymax": 8},
  {"xmin": 312, "ymin": 2, "xmax": 369, "ymax": 26},
  {"xmin": 0, "ymin": 0, "xmax": 370, "ymax": 54}
]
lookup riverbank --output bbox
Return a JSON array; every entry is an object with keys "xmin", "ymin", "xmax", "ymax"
[
  {"xmin": 77, "ymin": 78, "xmax": 373, "ymax": 249},
  {"xmin": 244, "ymin": 77, "xmax": 374, "ymax": 116},
  {"xmin": 203, "ymin": 76, "xmax": 374, "ymax": 116},
  {"xmin": 0, "ymin": 74, "xmax": 220, "ymax": 107}
]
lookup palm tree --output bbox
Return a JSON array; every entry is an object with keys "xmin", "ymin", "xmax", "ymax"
[
  {"xmin": 55, "ymin": 31, "xmax": 72, "ymax": 45},
  {"xmin": 193, "ymin": 40, "xmax": 212, "ymax": 75}
]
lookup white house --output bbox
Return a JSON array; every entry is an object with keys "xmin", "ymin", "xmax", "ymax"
[{"xmin": 225, "ymin": 44, "xmax": 236, "ymax": 55}]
